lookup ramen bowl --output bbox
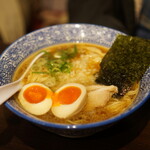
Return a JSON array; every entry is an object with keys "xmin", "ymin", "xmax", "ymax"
[{"xmin": 0, "ymin": 24, "xmax": 150, "ymax": 138}]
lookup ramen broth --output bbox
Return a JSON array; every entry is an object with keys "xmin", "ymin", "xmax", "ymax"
[{"xmin": 13, "ymin": 43, "xmax": 139, "ymax": 124}]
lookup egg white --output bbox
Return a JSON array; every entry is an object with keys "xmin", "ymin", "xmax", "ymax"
[
  {"xmin": 51, "ymin": 83, "xmax": 87, "ymax": 119},
  {"xmin": 18, "ymin": 83, "xmax": 52, "ymax": 115}
]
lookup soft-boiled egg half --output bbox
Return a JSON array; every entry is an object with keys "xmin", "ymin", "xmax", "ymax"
[
  {"xmin": 51, "ymin": 83, "xmax": 87, "ymax": 119},
  {"xmin": 18, "ymin": 83, "xmax": 53, "ymax": 115}
]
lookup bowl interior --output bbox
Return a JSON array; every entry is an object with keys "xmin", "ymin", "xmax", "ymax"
[{"xmin": 0, "ymin": 24, "xmax": 150, "ymax": 130}]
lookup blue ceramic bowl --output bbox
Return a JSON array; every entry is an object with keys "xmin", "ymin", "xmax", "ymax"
[{"xmin": 0, "ymin": 24, "xmax": 150, "ymax": 138}]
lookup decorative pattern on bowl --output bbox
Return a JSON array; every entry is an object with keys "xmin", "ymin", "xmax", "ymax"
[{"xmin": 0, "ymin": 24, "xmax": 149, "ymax": 137}]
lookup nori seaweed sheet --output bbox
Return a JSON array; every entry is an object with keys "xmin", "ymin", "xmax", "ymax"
[{"xmin": 96, "ymin": 35, "xmax": 150, "ymax": 97}]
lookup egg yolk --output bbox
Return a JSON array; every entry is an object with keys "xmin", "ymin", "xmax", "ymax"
[
  {"xmin": 53, "ymin": 86, "xmax": 81, "ymax": 106},
  {"xmin": 23, "ymin": 85, "xmax": 48, "ymax": 103}
]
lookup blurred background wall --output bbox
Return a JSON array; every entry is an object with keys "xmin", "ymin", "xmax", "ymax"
[
  {"xmin": 0, "ymin": 0, "xmax": 149, "ymax": 45},
  {"xmin": 0, "ymin": 0, "xmax": 68, "ymax": 44}
]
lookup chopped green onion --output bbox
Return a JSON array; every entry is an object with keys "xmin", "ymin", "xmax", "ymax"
[
  {"xmin": 32, "ymin": 45, "xmax": 78, "ymax": 76},
  {"xmin": 46, "ymin": 45, "xmax": 78, "ymax": 74},
  {"xmin": 54, "ymin": 45, "xmax": 78, "ymax": 60},
  {"xmin": 47, "ymin": 59, "xmax": 71, "ymax": 74}
]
